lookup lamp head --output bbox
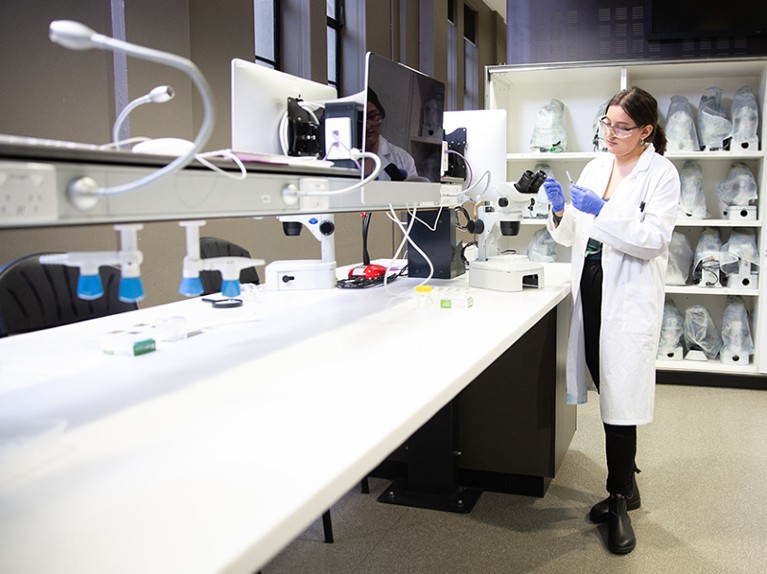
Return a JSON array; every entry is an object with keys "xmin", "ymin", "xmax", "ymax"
[
  {"xmin": 49, "ymin": 20, "xmax": 99, "ymax": 50},
  {"xmin": 149, "ymin": 85, "xmax": 175, "ymax": 103}
]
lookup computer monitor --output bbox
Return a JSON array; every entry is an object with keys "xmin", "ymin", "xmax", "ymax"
[
  {"xmin": 443, "ymin": 109, "xmax": 508, "ymax": 200},
  {"xmin": 363, "ymin": 53, "xmax": 445, "ymax": 182},
  {"xmin": 230, "ymin": 58, "xmax": 337, "ymax": 155}
]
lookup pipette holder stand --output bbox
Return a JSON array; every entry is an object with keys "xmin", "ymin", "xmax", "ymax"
[{"xmin": 38, "ymin": 224, "xmax": 144, "ymax": 302}]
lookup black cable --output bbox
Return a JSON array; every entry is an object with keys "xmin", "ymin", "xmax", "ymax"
[
  {"xmin": 460, "ymin": 241, "xmax": 477, "ymax": 268},
  {"xmin": 361, "ymin": 212, "xmax": 371, "ymax": 265},
  {"xmin": 454, "ymin": 205, "xmax": 471, "ymax": 231}
]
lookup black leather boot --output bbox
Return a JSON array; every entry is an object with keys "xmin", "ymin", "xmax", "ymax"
[
  {"xmin": 608, "ymin": 494, "xmax": 636, "ymax": 554},
  {"xmin": 589, "ymin": 469, "xmax": 641, "ymax": 524}
]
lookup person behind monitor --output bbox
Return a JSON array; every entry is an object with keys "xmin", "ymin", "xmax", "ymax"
[{"xmin": 364, "ymin": 88, "xmax": 417, "ymax": 180}]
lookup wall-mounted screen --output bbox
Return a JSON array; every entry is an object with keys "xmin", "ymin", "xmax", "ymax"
[{"xmin": 645, "ymin": 1, "xmax": 767, "ymax": 40}]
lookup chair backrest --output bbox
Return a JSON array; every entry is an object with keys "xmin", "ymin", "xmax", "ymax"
[
  {"xmin": 0, "ymin": 253, "xmax": 138, "ymax": 337},
  {"xmin": 199, "ymin": 237, "xmax": 260, "ymax": 295}
]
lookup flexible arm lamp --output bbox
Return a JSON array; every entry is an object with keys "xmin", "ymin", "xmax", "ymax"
[
  {"xmin": 48, "ymin": 20, "xmax": 215, "ymax": 206},
  {"xmin": 112, "ymin": 85, "xmax": 175, "ymax": 148}
]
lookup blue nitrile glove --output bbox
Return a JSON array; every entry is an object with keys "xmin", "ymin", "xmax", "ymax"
[
  {"xmin": 542, "ymin": 177, "xmax": 566, "ymax": 213},
  {"xmin": 571, "ymin": 184, "xmax": 605, "ymax": 216}
]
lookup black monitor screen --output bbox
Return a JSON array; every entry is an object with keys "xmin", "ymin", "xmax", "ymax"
[
  {"xmin": 645, "ymin": 1, "xmax": 767, "ymax": 40},
  {"xmin": 364, "ymin": 53, "xmax": 445, "ymax": 182}
]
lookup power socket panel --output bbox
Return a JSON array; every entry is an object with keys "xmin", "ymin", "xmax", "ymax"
[
  {"xmin": 324, "ymin": 117, "xmax": 353, "ymax": 160},
  {"xmin": 299, "ymin": 177, "xmax": 330, "ymax": 211},
  {"xmin": 0, "ymin": 162, "xmax": 58, "ymax": 224}
]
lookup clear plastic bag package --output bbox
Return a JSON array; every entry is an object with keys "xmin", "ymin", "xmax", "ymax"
[
  {"xmin": 527, "ymin": 227, "xmax": 557, "ymax": 262},
  {"xmin": 720, "ymin": 295, "xmax": 754, "ymax": 365},
  {"xmin": 715, "ymin": 162, "xmax": 758, "ymax": 216},
  {"xmin": 592, "ymin": 101, "xmax": 609, "ymax": 152},
  {"xmin": 683, "ymin": 304, "xmax": 723, "ymax": 360},
  {"xmin": 678, "ymin": 161, "xmax": 708, "ymax": 219},
  {"xmin": 666, "ymin": 95, "xmax": 701, "ymax": 152},
  {"xmin": 525, "ymin": 163, "xmax": 554, "ymax": 219},
  {"xmin": 692, "ymin": 228, "xmax": 722, "ymax": 287},
  {"xmin": 720, "ymin": 228, "xmax": 760, "ymax": 288},
  {"xmin": 658, "ymin": 297, "xmax": 685, "ymax": 359},
  {"xmin": 698, "ymin": 87, "xmax": 733, "ymax": 151},
  {"xmin": 530, "ymin": 99, "xmax": 567, "ymax": 152},
  {"xmin": 666, "ymin": 231, "xmax": 694, "ymax": 285},
  {"xmin": 730, "ymin": 86, "xmax": 760, "ymax": 151}
]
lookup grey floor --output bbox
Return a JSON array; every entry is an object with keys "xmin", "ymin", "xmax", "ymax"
[{"xmin": 264, "ymin": 384, "xmax": 767, "ymax": 574}]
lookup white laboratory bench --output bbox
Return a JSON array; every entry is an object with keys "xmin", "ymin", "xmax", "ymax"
[{"xmin": 0, "ymin": 263, "xmax": 571, "ymax": 574}]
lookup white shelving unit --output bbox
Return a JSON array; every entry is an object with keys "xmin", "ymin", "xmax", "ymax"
[{"xmin": 486, "ymin": 58, "xmax": 767, "ymax": 376}]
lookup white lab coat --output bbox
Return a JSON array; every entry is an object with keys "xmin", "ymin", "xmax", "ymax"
[
  {"xmin": 377, "ymin": 136, "xmax": 418, "ymax": 180},
  {"xmin": 547, "ymin": 144, "xmax": 680, "ymax": 425}
]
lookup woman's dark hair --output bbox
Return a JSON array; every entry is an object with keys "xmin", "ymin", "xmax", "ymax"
[
  {"xmin": 607, "ymin": 86, "xmax": 667, "ymax": 155},
  {"xmin": 367, "ymin": 88, "xmax": 386, "ymax": 119}
]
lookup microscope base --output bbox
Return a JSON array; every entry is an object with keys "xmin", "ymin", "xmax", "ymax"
[
  {"xmin": 685, "ymin": 350, "xmax": 708, "ymax": 361},
  {"xmin": 657, "ymin": 346, "xmax": 684, "ymax": 361},
  {"xmin": 724, "ymin": 205, "xmax": 757, "ymax": 221},
  {"xmin": 727, "ymin": 272, "xmax": 758, "ymax": 289},
  {"xmin": 721, "ymin": 348, "xmax": 752, "ymax": 366},
  {"xmin": 469, "ymin": 259, "xmax": 544, "ymax": 292},
  {"xmin": 265, "ymin": 260, "xmax": 337, "ymax": 291}
]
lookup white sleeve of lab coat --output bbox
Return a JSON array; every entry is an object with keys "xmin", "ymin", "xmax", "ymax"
[
  {"xmin": 590, "ymin": 164, "xmax": 680, "ymax": 261},
  {"xmin": 546, "ymin": 207, "xmax": 576, "ymax": 246}
]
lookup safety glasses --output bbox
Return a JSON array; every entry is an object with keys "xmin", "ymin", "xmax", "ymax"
[
  {"xmin": 598, "ymin": 115, "xmax": 641, "ymax": 139},
  {"xmin": 366, "ymin": 112, "xmax": 384, "ymax": 127}
]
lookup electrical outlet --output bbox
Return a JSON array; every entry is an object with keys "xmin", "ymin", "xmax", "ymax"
[
  {"xmin": 324, "ymin": 116, "xmax": 353, "ymax": 160},
  {"xmin": 299, "ymin": 177, "xmax": 330, "ymax": 211},
  {"xmin": 0, "ymin": 162, "xmax": 58, "ymax": 223}
]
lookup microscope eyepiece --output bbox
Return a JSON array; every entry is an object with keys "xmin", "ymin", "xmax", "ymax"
[
  {"xmin": 530, "ymin": 169, "xmax": 548, "ymax": 191},
  {"xmin": 514, "ymin": 169, "xmax": 548, "ymax": 194}
]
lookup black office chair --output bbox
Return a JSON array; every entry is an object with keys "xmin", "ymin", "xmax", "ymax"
[
  {"xmin": 198, "ymin": 236, "xmax": 260, "ymax": 295},
  {"xmin": 0, "ymin": 253, "xmax": 138, "ymax": 338}
]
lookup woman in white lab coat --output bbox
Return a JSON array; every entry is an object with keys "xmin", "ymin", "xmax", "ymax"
[{"xmin": 543, "ymin": 87, "xmax": 680, "ymax": 555}]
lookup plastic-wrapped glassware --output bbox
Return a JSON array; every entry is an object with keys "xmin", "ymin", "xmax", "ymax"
[
  {"xmin": 527, "ymin": 227, "xmax": 557, "ymax": 262},
  {"xmin": 658, "ymin": 298, "xmax": 684, "ymax": 356},
  {"xmin": 698, "ymin": 87, "xmax": 732, "ymax": 151},
  {"xmin": 715, "ymin": 162, "xmax": 758, "ymax": 210},
  {"xmin": 525, "ymin": 163, "xmax": 554, "ymax": 219},
  {"xmin": 719, "ymin": 229, "xmax": 759, "ymax": 280},
  {"xmin": 683, "ymin": 304, "xmax": 722, "ymax": 359},
  {"xmin": 666, "ymin": 231, "xmax": 694, "ymax": 286},
  {"xmin": 692, "ymin": 228, "xmax": 722, "ymax": 287},
  {"xmin": 592, "ymin": 100, "xmax": 609, "ymax": 152},
  {"xmin": 666, "ymin": 95, "xmax": 701, "ymax": 152},
  {"xmin": 530, "ymin": 99, "xmax": 567, "ymax": 152},
  {"xmin": 730, "ymin": 86, "xmax": 760, "ymax": 151},
  {"xmin": 721, "ymin": 296, "xmax": 754, "ymax": 363},
  {"xmin": 678, "ymin": 161, "xmax": 707, "ymax": 219}
]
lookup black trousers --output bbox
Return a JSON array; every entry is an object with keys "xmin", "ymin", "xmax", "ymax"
[{"xmin": 580, "ymin": 258, "xmax": 637, "ymax": 496}]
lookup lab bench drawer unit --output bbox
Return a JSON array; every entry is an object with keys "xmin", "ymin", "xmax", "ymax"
[{"xmin": 486, "ymin": 58, "xmax": 767, "ymax": 378}]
